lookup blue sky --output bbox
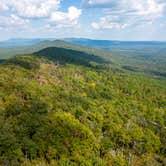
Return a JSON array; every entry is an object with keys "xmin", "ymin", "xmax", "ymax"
[{"xmin": 0, "ymin": 0, "xmax": 166, "ymax": 41}]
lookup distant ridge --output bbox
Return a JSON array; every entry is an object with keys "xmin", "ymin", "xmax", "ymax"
[
  {"xmin": 0, "ymin": 38, "xmax": 55, "ymax": 48},
  {"xmin": 1, "ymin": 38, "xmax": 166, "ymax": 49},
  {"xmin": 0, "ymin": 40, "xmax": 112, "ymax": 63},
  {"xmin": 63, "ymin": 38, "xmax": 166, "ymax": 48}
]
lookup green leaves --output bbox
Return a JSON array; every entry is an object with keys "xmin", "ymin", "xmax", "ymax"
[{"xmin": 0, "ymin": 53, "xmax": 165, "ymax": 165}]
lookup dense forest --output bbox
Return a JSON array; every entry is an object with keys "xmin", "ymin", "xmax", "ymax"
[
  {"xmin": 64, "ymin": 38, "xmax": 166, "ymax": 78},
  {"xmin": 0, "ymin": 42, "xmax": 165, "ymax": 165}
]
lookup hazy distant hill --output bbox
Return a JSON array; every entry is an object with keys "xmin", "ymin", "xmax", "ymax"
[
  {"xmin": 0, "ymin": 40, "xmax": 112, "ymax": 62},
  {"xmin": 2, "ymin": 38, "xmax": 166, "ymax": 49},
  {"xmin": 63, "ymin": 38, "xmax": 166, "ymax": 48},
  {"xmin": 64, "ymin": 38, "xmax": 166, "ymax": 78},
  {"xmin": 0, "ymin": 38, "xmax": 55, "ymax": 48}
]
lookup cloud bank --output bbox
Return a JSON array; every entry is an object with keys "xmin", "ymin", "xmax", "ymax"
[
  {"xmin": 83, "ymin": 0, "xmax": 166, "ymax": 29},
  {"xmin": 50, "ymin": 6, "xmax": 82, "ymax": 27},
  {"xmin": 0, "ymin": 0, "xmax": 82, "ymax": 28}
]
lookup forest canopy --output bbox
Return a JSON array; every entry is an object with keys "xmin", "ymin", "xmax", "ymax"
[{"xmin": 0, "ymin": 45, "xmax": 165, "ymax": 166}]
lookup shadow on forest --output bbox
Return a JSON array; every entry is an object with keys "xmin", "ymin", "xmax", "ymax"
[
  {"xmin": 34, "ymin": 47, "xmax": 110, "ymax": 67},
  {"xmin": 0, "ymin": 59, "xmax": 5, "ymax": 63},
  {"xmin": 4, "ymin": 47, "xmax": 111, "ymax": 70}
]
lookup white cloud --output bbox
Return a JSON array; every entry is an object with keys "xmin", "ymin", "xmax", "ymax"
[
  {"xmin": 92, "ymin": 17, "xmax": 128, "ymax": 29},
  {"xmin": 84, "ymin": 0, "xmax": 166, "ymax": 29},
  {"xmin": 0, "ymin": 0, "xmax": 9, "ymax": 11},
  {"xmin": 0, "ymin": 1, "xmax": 82, "ymax": 29},
  {"xmin": 108, "ymin": 0, "xmax": 165, "ymax": 20},
  {"xmin": 0, "ymin": 14, "xmax": 29, "ymax": 28},
  {"xmin": 0, "ymin": 0, "xmax": 61, "ymax": 18},
  {"xmin": 50, "ymin": 6, "xmax": 82, "ymax": 27},
  {"xmin": 83, "ymin": 0, "xmax": 116, "ymax": 8}
]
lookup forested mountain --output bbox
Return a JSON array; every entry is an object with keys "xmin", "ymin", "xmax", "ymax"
[
  {"xmin": 1, "ymin": 38, "xmax": 165, "ymax": 78},
  {"xmin": 63, "ymin": 38, "xmax": 166, "ymax": 78},
  {"xmin": 0, "ymin": 40, "xmax": 111, "ymax": 61},
  {"xmin": 0, "ymin": 43, "xmax": 165, "ymax": 165}
]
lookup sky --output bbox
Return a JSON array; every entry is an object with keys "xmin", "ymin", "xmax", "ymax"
[{"xmin": 0, "ymin": 0, "xmax": 166, "ymax": 41}]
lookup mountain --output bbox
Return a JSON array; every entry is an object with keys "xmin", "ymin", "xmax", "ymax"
[
  {"xmin": 0, "ymin": 38, "xmax": 166, "ymax": 78},
  {"xmin": 63, "ymin": 38, "xmax": 166, "ymax": 78},
  {"xmin": 2, "ymin": 38, "xmax": 166, "ymax": 49},
  {"xmin": 0, "ymin": 40, "xmax": 112, "ymax": 64},
  {"xmin": 0, "ymin": 38, "xmax": 55, "ymax": 48},
  {"xmin": 63, "ymin": 38, "xmax": 166, "ymax": 48},
  {"xmin": 63, "ymin": 38, "xmax": 115, "ymax": 47},
  {"xmin": 0, "ymin": 44, "xmax": 165, "ymax": 165},
  {"xmin": 7, "ymin": 46, "xmax": 111, "ymax": 70}
]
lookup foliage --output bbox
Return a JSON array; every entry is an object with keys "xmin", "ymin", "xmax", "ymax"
[{"xmin": 0, "ymin": 46, "xmax": 165, "ymax": 166}]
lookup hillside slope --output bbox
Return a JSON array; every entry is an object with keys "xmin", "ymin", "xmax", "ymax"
[
  {"xmin": 0, "ymin": 40, "xmax": 111, "ymax": 62},
  {"xmin": 0, "ymin": 47, "xmax": 165, "ymax": 165},
  {"xmin": 63, "ymin": 38, "xmax": 166, "ymax": 78},
  {"xmin": 1, "ymin": 39, "xmax": 165, "ymax": 78}
]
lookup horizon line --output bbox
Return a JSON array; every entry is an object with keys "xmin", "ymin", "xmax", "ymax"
[{"xmin": 0, "ymin": 37, "xmax": 166, "ymax": 43}]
